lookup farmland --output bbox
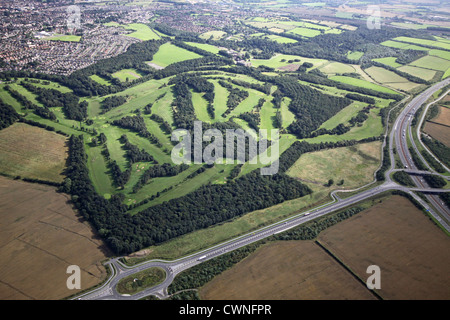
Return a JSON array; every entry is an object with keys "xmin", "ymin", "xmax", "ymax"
[
  {"xmin": 198, "ymin": 195, "xmax": 450, "ymax": 300},
  {"xmin": 0, "ymin": 176, "xmax": 111, "ymax": 300},
  {"xmin": 0, "ymin": 123, "xmax": 68, "ymax": 183}
]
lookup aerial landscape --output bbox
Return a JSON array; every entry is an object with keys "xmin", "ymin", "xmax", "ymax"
[{"xmin": 0, "ymin": 0, "xmax": 449, "ymax": 306}]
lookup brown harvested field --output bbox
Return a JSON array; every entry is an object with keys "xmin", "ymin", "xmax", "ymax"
[
  {"xmin": 199, "ymin": 241, "xmax": 376, "ymax": 300},
  {"xmin": 0, "ymin": 123, "xmax": 68, "ymax": 183},
  {"xmin": 319, "ymin": 195, "xmax": 450, "ymax": 300},
  {"xmin": 0, "ymin": 176, "xmax": 111, "ymax": 300},
  {"xmin": 424, "ymin": 106, "xmax": 450, "ymax": 147}
]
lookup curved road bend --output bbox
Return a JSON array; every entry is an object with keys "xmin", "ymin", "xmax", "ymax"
[{"xmin": 74, "ymin": 79, "xmax": 450, "ymax": 301}]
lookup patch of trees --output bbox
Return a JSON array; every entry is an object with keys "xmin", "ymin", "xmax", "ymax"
[
  {"xmin": 369, "ymin": 61, "xmax": 428, "ymax": 84},
  {"xmin": 278, "ymin": 136, "xmax": 381, "ymax": 174},
  {"xmin": 20, "ymin": 82, "xmax": 87, "ymax": 121},
  {"xmin": 0, "ymin": 98, "xmax": 20, "ymax": 130},
  {"xmin": 109, "ymin": 160, "xmax": 131, "ymax": 189},
  {"xmin": 396, "ymin": 49, "xmax": 427, "ymax": 65},
  {"xmin": 171, "ymin": 81, "xmax": 197, "ymax": 129},
  {"xmin": 101, "ymin": 96, "xmax": 127, "ymax": 112}
]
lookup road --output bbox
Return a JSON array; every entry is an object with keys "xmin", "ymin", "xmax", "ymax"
[
  {"xmin": 73, "ymin": 79, "xmax": 450, "ymax": 301},
  {"xmin": 391, "ymin": 78, "xmax": 450, "ymax": 224}
]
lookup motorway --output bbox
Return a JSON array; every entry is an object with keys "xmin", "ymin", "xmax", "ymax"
[{"xmin": 73, "ymin": 79, "xmax": 450, "ymax": 301}]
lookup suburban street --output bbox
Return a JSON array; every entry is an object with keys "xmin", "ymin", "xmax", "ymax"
[{"xmin": 73, "ymin": 79, "xmax": 450, "ymax": 301}]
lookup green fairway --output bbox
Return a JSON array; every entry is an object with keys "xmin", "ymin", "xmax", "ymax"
[
  {"xmin": 191, "ymin": 90, "xmax": 213, "ymax": 123},
  {"xmin": 149, "ymin": 42, "xmax": 202, "ymax": 68},
  {"xmin": 280, "ymin": 97, "xmax": 295, "ymax": 129}
]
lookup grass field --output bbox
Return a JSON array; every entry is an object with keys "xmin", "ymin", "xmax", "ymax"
[
  {"xmin": 185, "ymin": 42, "xmax": 221, "ymax": 54},
  {"xmin": 0, "ymin": 123, "xmax": 68, "ymax": 183},
  {"xmin": 199, "ymin": 30, "xmax": 227, "ymax": 40},
  {"xmin": 318, "ymin": 101, "xmax": 366, "ymax": 130},
  {"xmin": 397, "ymin": 65, "xmax": 437, "ymax": 81},
  {"xmin": 90, "ymin": 74, "xmax": 112, "ymax": 86},
  {"xmin": 286, "ymin": 141, "xmax": 382, "ymax": 190},
  {"xmin": 0, "ymin": 176, "xmax": 111, "ymax": 300},
  {"xmin": 287, "ymin": 27, "xmax": 321, "ymax": 37},
  {"xmin": 410, "ymin": 55, "xmax": 450, "ymax": 72},
  {"xmin": 319, "ymin": 62, "xmax": 356, "ymax": 75},
  {"xmin": 111, "ymin": 69, "xmax": 143, "ymax": 82},
  {"xmin": 372, "ymin": 57, "xmax": 402, "ymax": 68},
  {"xmin": 47, "ymin": 34, "xmax": 81, "ymax": 42},
  {"xmin": 250, "ymin": 54, "xmax": 328, "ymax": 70},
  {"xmin": 364, "ymin": 66, "xmax": 420, "ymax": 92},
  {"xmin": 347, "ymin": 51, "xmax": 364, "ymax": 60},
  {"xmin": 329, "ymin": 76, "xmax": 401, "ymax": 95},
  {"xmin": 148, "ymin": 42, "xmax": 202, "ymax": 68},
  {"xmin": 393, "ymin": 36, "xmax": 450, "ymax": 51}
]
